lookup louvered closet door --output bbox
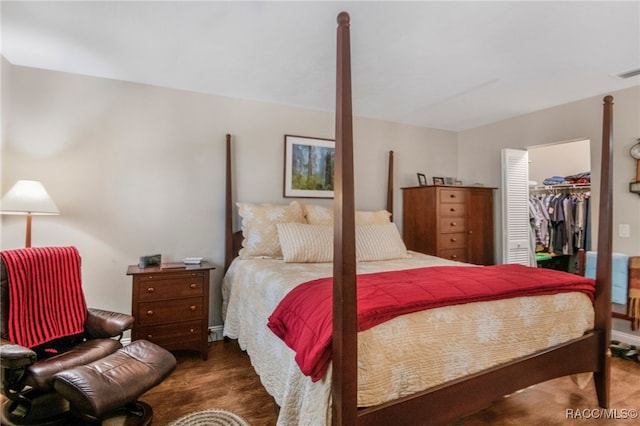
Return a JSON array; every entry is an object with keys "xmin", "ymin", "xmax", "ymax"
[{"xmin": 501, "ymin": 148, "xmax": 533, "ymax": 266}]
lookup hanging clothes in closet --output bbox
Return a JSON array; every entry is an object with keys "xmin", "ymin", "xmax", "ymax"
[{"xmin": 529, "ymin": 186, "xmax": 591, "ymax": 256}]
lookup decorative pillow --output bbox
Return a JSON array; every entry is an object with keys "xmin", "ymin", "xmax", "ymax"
[
  {"xmin": 355, "ymin": 210, "xmax": 392, "ymax": 225},
  {"xmin": 276, "ymin": 222, "xmax": 408, "ymax": 263},
  {"xmin": 356, "ymin": 223, "xmax": 409, "ymax": 262},
  {"xmin": 277, "ymin": 223, "xmax": 333, "ymax": 263},
  {"xmin": 303, "ymin": 204, "xmax": 334, "ymax": 225},
  {"xmin": 237, "ymin": 201, "xmax": 305, "ymax": 259},
  {"xmin": 304, "ymin": 204, "xmax": 391, "ymax": 226}
]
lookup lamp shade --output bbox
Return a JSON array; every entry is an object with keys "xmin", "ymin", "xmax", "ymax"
[{"xmin": 0, "ymin": 180, "xmax": 60, "ymax": 215}]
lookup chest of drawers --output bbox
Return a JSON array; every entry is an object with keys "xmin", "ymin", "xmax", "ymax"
[
  {"xmin": 402, "ymin": 185, "xmax": 495, "ymax": 265},
  {"xmin": 127, "ymin": 262, "xmax": 214, "ymax": 360}
]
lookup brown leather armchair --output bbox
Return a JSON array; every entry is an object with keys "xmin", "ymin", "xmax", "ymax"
[{"xmin": 0, "ymin": 247, "xmax": 176, "ymax": 425}]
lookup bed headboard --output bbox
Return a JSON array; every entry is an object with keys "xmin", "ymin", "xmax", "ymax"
[{"xmin": 223, "ymin": 132, "xmax": 395, "ymax": 272}]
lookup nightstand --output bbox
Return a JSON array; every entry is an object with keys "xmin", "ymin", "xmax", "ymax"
[{"xmin": 126, "ymin": 262, "xmax": 214, "ymax": 360}]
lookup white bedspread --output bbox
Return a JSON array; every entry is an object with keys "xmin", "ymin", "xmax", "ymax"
[{"xmin": 222, "ymin": 252, "xmax": 594, "ymax": 426}]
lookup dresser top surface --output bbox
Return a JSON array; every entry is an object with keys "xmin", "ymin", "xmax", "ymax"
[
  {"xmin": 127, "ymin": 261, "xmax": 215, "ymax": 275},
  {"xmin": 401, "ymin": 185, "xmax": 497, "ymax": 191}
]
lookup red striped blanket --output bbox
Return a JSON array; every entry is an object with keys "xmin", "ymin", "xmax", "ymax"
[
  {"xmin": 1, "ymin": 246, "xmax": 87, "ymax": 348},
  {"xmin": 267, "ymin": 263, "xmax": 595, "ymax": 381}
]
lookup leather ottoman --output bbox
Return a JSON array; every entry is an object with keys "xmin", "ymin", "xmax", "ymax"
[{"xmin": 53, "ymin": 339, "xmax": 176, "ymax": 424}]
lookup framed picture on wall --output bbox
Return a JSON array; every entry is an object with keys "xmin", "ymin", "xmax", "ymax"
[{"xmin": 284, "ymin": 135, "xmax": 335, "ymax": 198}]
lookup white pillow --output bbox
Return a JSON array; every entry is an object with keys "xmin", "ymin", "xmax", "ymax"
[
  {"xmin": 276, "ymin": 222, "xmax": 408, "ymax": 263},
  {"xmin": 355, "ymin": 210, "xmax": 392, "ymax": 225},
  {"xmin": 237, "ymin": 201, "xmax": 305, "ymax": 259},
  {"xmin": 304, "ymin": 204, "xmax": 391, "ymax": 226},
  {"xmin": 277, "ymin": 223, "xmax": 333, "ymax": 263},
  {"xmin": 356, "ymin": 223, "xmax": 409, "ymax": 262},
  {"xmin": 303, "ymin": 204, "xmax": 334, "ymax": 225}
]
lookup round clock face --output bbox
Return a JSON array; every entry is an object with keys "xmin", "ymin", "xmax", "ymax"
[{"xmin": 632, "ymin": 142, "xmax": 640, "ymax": 160}]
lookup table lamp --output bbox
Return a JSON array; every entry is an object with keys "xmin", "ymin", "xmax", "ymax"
[{"xmin": 0, "ymin": 180, "xmax": 60, "ymax": 247}]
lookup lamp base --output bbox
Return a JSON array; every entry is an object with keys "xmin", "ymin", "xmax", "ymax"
[{"xmin": 25, "ymin": 213, "xmax": 32, "ymax": 248}]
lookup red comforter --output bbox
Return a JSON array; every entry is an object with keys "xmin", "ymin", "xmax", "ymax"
[{"xmin": 267, "ymin": 263, "xmax": 595, "ymax": 381}]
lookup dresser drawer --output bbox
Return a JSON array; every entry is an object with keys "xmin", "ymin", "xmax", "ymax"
[
  {"xmin": 138, "ymin": 297, "xmax": 204, "ymax": 325},
  {"xmin": 138, "ymin": 273, "xmax": 204, "ymax": 301},
  {"xmin": 438, "ymin": 248, "xmax": 467, "ymax": 262},
  {"xmin": 439, "ymin": 202, "xmax": 465, "ymax": 217},
  {"xmin": 438, "ymin": 232, "xmax": 466, "ymax": 249},
  {"xmin": 440, "ymin": 189, "xmax": 466, "ymax": 203},
  {"xmin": 136, "ymin": 320, "xmax": 203, "ymax": 345},
  {"xmin": 439, "ymin": 218, "xmax": 466, "ymax": 233}
]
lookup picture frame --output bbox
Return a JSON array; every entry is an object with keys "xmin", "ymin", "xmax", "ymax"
[
  {"xmin": 454, "ymin": 180, "xmax": 463, "ymax": 186},
  {"xmin": 444, "ymin": 177, "xmax": 455, "ymax": 185},
  {"xmin": 284, "ymin": 134, "xmax": 335, "ymax": 198},
  {"xmin": 417, "ymin": 173, "xmax": 428, "ymax": 186},
  {"xmin": 433, "ymin": 177, "xmax": 444, "ymax": 185}
]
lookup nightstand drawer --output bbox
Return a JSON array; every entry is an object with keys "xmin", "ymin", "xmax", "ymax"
[
  {"xmin": 137, "ymin": 273, "xmax": 204, "ymax": 301},
  {"xmin": 136, "ymin": 320, "xmax": 204, "ymax": 345},
  {"xmin": 439, "ymin": 218, "xmax": 466, "ymax": 233},
  {"xmin": 138, "ymin": 297, "xmax": 204, "ymax": 325},
  {"xmin": 438, "ymin": 232, "xmax": 466, "ymax": 249}
]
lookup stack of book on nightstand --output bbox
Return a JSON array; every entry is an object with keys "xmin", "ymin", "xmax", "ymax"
[{"xmin": 160, "ymin": 257, "xmax": 203, "ymax": 269}]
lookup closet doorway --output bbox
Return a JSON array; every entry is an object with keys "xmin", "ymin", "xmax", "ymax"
[
  {"xmin": 528, "ymin": 139, "xmax": 591, "ymax": 272},
  {"xmin": 502, "ymin": 139, "xmax": 591, "ymax": 269}
]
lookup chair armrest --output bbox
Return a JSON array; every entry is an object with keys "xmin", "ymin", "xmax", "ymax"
[
  {"xmin": 85, "ymin": 308, "xmax": 134, "ymax": 339},
  {"xmin": 0, "ymin": 338, "xmax": 36, "ymax": 369}
]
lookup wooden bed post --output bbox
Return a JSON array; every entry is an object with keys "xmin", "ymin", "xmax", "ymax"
[
  {"xmin": 224, "ymin": 133, "xmax": 233, "ymax": 272},
  {"xmin": 332, "ymin": 11, "xmax": 358, "ymax": 426},
  {"xmin": 593, "ymin": 95, "xmax": 613, "ymax": 408},
  {"xmin": 387, "ymin": 151, "xmax": 394, "ymax": 220}
]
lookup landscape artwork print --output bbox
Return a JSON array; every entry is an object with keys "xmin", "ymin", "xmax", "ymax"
[{"xmin": 284, "ymin": 135, "xmax": 335, "ymax": 198}]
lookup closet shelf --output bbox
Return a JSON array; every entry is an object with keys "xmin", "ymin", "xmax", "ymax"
[{"xmin": 529, "ymin": 183, "xmax": 591, "ymax": 192}]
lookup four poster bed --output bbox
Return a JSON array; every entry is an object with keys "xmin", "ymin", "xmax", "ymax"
[{"xmin": 222, "ymin": 12, "xmax": 612, "ymax": 426}]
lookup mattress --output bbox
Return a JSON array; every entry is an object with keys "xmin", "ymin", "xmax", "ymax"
[{"xmin": 222, "ymin": 252, "xmax": 594, "ymax": 425}]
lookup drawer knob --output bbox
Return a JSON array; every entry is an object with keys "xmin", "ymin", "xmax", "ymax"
[
  {"xmin": 451, "ymin": 254, "xmax": 458, "ymax": 259},
  {"xmin": 450, "ymin": 208, "xmax": 456, "ymax": 212},
  {"xmin": 190, "ymin": 305, "xmax": 196, "ymax": 311},
  {"xmin": 146, "ymin": 310, "xmax": 154, "ymax": 316},
  {"xmin": 468, "ymin": 230, "xmax": 473, "ymax": 234},
  {"xmin": 147, "ymin": 287, "xmax": 155, "ymax": 293},
  {"xmin": 147, "ymin": 334, "xmax": 153, "ymax": 339},
  {"xmin": 450, "ymin": 238, "xmax": 457, "ymax": 242},
  {"xmin": 451, "ymin": 222, "xmax": 457, "ymax": 226},
  {"xmin": 190, "ymin": 328, "xmax": 195, "ymax": 333},
  {"xmin": 190, "ymin": 283, "xmax": 197, "ymax": 289}
]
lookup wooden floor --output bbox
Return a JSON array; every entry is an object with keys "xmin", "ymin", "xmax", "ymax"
[{"xmin": 142, "ymin": 340, "xmax": 640, "ymax": 426}]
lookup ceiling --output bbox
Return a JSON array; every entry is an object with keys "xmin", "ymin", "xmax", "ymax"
[{"xmin": 2, "ymin": 1, "xmax": 639, "ymax": 131}]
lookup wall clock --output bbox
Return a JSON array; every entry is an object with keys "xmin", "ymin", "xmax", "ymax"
[{"xmin": 630, "ymin": 139, "xmax": 640, "ymax": 195}]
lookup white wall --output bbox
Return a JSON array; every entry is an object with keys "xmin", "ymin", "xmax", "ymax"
[
  {"xmin": 0, "ymin": 60, "xmax": 458, "ymax": 326},
  {"xmin": 527, "ymin": 139, "xmax": 590, "ymax": 186}
]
